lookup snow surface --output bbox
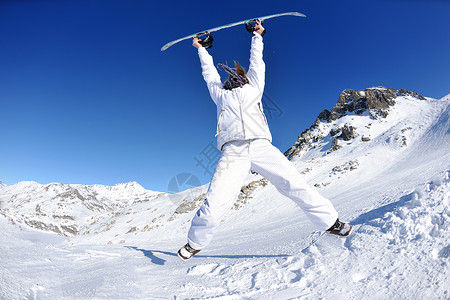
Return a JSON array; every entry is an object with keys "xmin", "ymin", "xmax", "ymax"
[{"xmin": 1, "ymin": 93, "xmax": 449, "ymax": 299}]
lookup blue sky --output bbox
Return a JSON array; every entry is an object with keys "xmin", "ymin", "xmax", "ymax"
[{"xmin": 1, "ymin": 0, "xmax": 449, "ymax": 192}]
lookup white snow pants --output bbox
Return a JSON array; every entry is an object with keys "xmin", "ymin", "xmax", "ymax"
[{"xmin": 187, "ymin": 139, "xmax": 338, "ymax": 250}]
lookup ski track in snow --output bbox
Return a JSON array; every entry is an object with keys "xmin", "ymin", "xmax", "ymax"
[{"xmin": 1, "ymin": 94, "xmax": 449, "ymax": 299}]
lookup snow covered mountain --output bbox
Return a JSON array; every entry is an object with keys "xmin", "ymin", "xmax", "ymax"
[
  {"xmin": 1, "ymin": 87, "xmax": 449, "ymax": 299},
  {"xmin": 285, "ymin": 87, "xmax": 426, "ymax": 160},
  {"xmin": 0, "ymin": 181, "xmax": 165, "ymax": 236}
]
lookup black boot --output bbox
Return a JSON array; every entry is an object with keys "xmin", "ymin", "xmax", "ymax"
[
  {"xmin": 326, "ymin": 218, "xmax": 353, "ymax": 237},
  {"xmin": 178, "ymin": 243, "xmax": 201, "ymax": 261}
]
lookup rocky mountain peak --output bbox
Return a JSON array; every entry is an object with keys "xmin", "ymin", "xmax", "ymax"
[
  {"xmin": 284, "ymin": 87, "xmax": 426, "ymax": 160},
  {"xmin": 319, "ymin": 87, "xmax": 425, "ymax": 122}
]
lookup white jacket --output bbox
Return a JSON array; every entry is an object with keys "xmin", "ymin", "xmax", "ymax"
[{"xmin": 198, "ymin": 33, "xmax": 272, "ymax": 150}]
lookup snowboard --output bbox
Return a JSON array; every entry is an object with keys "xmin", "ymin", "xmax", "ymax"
[{"xmin": 160, "ymin": 11, "xmax": 306, "ymax": 51}]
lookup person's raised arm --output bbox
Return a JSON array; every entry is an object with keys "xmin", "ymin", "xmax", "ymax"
[
  {"xmin": 193, "ymin": 37, "xmax": 223, "ymax": 104},
  {"xmin": 246, "ymin": 21, "xmax": 265, "ymax": 92}
]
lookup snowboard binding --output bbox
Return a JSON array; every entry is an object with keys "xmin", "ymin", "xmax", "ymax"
[
  {"xmin": 245, "ymin": 19, "xmax": 266, "ymax": 37},
  {"xmin": 197, "ymin": 32, "xmax": 214, "ymax": 49}
]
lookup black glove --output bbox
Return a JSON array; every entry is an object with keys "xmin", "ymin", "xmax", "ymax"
[
  {"xmin": 245, "ymin": 21, "xmax": 266, "ymax": 37},
  {"xmin": 245, "ymin": 22, "xmax": 255, "ymax": 34},
  {"xmin": 198, "ymin": 33, "xmax": 214, "ymax": 49}
]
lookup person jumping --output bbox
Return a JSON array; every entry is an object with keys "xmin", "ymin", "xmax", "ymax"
[{"xmin": 178, "ymin": 21, "xmax": 352, "ymax": 261}]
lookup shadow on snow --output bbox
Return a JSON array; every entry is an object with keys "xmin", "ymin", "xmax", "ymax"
[
  {"xmin": 125, "ymin": 246, "xmax": 289, "ymax": 265},
  {"xmin": 351, "ymin": 192, "xmax": 417, "ymax": 226}
]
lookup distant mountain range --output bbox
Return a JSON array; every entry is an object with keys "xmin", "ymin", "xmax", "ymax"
[{"xmin": 0, "ymin": 181, "xmax": 164, "ymax": 236}]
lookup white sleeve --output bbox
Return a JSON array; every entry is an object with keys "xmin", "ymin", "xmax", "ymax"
[
  {"xmin": 246, "ymin": 33, "xmax": 265, "ymax": 92},
  {"xmin": 198, "ymin": 47, "xmax": 223, "ymax": 104}
]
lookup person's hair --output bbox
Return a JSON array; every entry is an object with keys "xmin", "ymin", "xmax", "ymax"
[{"xmin": 234, "ymin": 61, "xmax": 249, "ymax": 84}]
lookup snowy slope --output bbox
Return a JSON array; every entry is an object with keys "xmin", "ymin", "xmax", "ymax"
[{"xmin": 0, "ymin": 88, "xmax": 449, "ymax": 299}]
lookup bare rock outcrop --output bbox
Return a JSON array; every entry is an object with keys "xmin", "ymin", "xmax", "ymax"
[{"xmin": 285, "ymin": 87, "xmax": 425, "ymax": 161}]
